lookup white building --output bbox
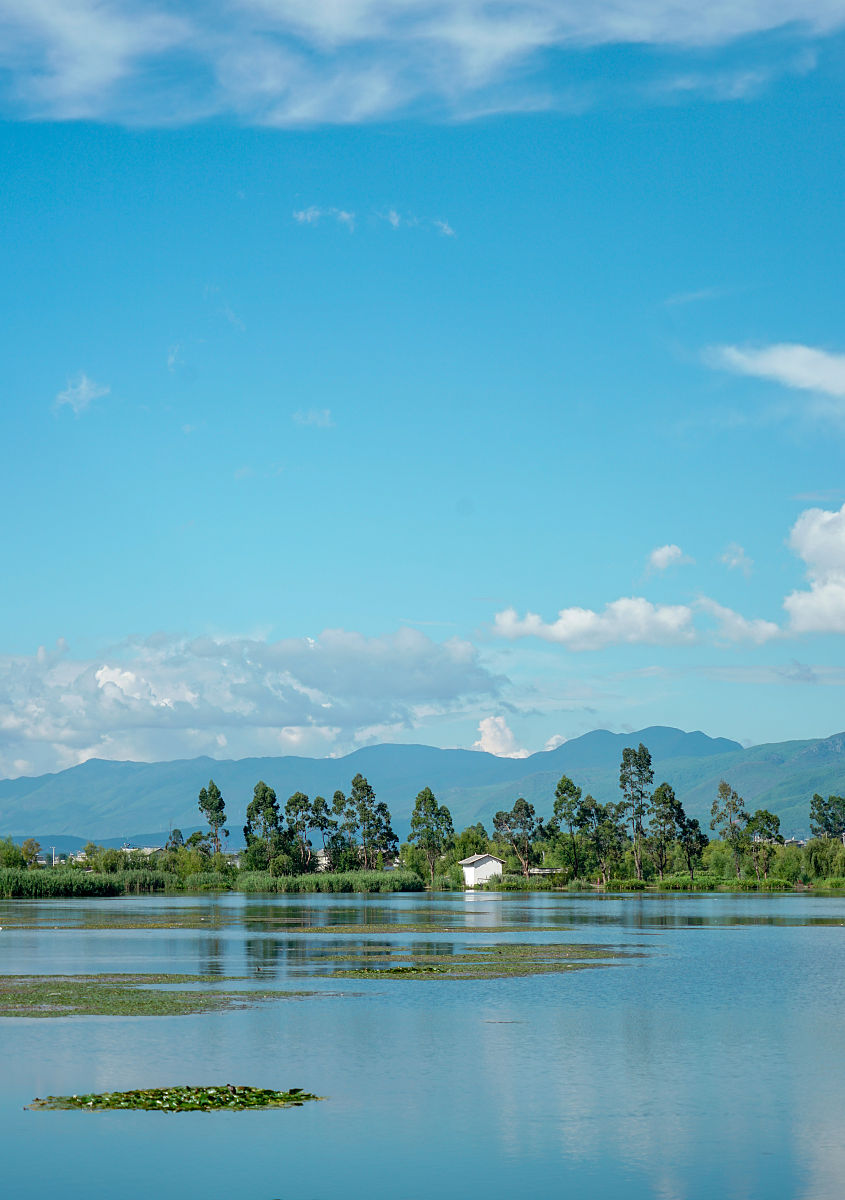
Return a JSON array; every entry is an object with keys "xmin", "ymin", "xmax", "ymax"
[{"xmin": 458, "ymin": 853, "xmax": 505, "ymax": 887}]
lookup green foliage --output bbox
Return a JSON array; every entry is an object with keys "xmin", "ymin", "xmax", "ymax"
[
  {"xmin": 493, "ymin": 798, "xmax": 540, "ymax": 877},
  {"xmin": 0, "ymin": 869, "xmax": 124, "ymax": 898},
  {"xmin": 809, "ymin": 792, "xmax": 845, "ymax": 840},
  {"xmin": 197, "ymin": 779, "xmax": 227, "ymax": 853},
  {"xmin": 408, "ymin": 787, "xmax": 454, "ymax": 884},
  {"xmin": 619, "ymin": 743, "xmax": 654, "ymax": 880},
  {"xmin": 235, "ymin": 870, "xmax": 424, "ymax": 893},
  {"xmin": 0, "ymin": 836, "xmax": 26, "ymax": 869}
]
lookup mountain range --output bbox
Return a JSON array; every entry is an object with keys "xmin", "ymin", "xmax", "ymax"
[{"xmin": 3, "ymin": 725, "xmax": 845, "ymax": 849}]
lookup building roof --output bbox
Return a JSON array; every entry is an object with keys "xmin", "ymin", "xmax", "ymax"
[{"xmin": 458, "ymin": 853, "xmax": 505, "ymax": 866}]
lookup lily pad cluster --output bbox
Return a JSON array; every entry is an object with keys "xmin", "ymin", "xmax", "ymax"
[{"xmin": 28, "ymin": 1085, "xmax": 322, "ymax": 1112}]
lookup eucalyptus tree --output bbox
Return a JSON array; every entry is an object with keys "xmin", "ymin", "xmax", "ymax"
[
  {"xmin": 552, "ymin": 774, "xmax": 583, "ymax": 879},
  {"xmin": 710, "ymin": 780, "xmax": 749, "ymax": 879},
  {"xmin": 677, "ymin": 814, "xmax": 708, "ymax": 883},
  {"xmin": 576, "ymin": 796, "xmax": 626, "ymax": 887},
  {"xmin": 809, "ymin": 793, "xmax": 845, "ymax": 840},
  {"xmin": 745, "ymin": 809, "xmax": 783, "ymax": 880},
  {"xmin": 310, "ymin": 795, "xmax": 337, "ymax": 851},
  {"xmin": 198, "ymin": 779, "xmax": 227, "ymax": 853},
  {"xmin": 409, "ymin": 787, "xmax": 454, "ymax": 885},
  {"xmin": 243, "ymin": 780, "xmax": 282, "ymax": 869},
  {"xmin": 285, "ymin": 791, "xmax": 313, "ymax": 870},
  {"xmin": 648, "ymin": 782, "xmax": 682, "ymax": 881},
  {"xmin": 350, "ymin": 774, "xmax": 397, "ymax": 869},
  {"xmin": 619, "ymin": 743, "xmax": 654, "ymax": 880},
  {"xmin": 493, "ymin": 798, "xmax": 539, "ymax": 878}
]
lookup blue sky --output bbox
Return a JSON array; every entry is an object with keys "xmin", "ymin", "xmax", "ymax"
[{"xmin": 3, "ymin": 2, "xmax": 845, "ymax": 775}]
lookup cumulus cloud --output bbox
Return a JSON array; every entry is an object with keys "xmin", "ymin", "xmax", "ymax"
[
  {"xmin": 721, "ymin": 542, "xmax": 753, "ymax": 576},
  {"xmin": 784, "ymin": 503, "xmax": 845, "ymax": 633},
  {"xmin": 55, "ymin": 373, "xmax": 110, "ymax": 415},
  {"xmin": 710, "ymin": 343, "xmax": 845, "ymax": 399},
  {"xmin": 0, "ymin": 627, "xmax": 502, "ymax": 777},
  {"xmin": 648, "ymin": 543, "xmax": 693, "ymax": 571},
  {"xmin": 494, "ymin": 598, "xmax": 696, "ymax": 651},
  {"xmin": 472, "ymin": 715, "xmax": 529, "ymax": 758},
  {"xmin": 0, "ymin": 2, "xmax": 838, "ymax": 125},
  {"xmin": 544, "ymin": 733, "xmax": 567, "ymax": 751}
]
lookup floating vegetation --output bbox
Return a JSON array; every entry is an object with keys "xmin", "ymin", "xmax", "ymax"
[
  {"xmin": 27, "ymin": 1085, "xmax": 322, "ymax": 1112},
  {"xmin": 323, "ymin": 941, "xmax": 632, "ymax": 980},
  {"xmin": 0, "ymin": 974, "xmax": 307, "ymax": 1018}
]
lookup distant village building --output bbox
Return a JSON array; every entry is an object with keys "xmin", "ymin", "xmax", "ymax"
[{"xmin": 458, "ymin": 853, "xmax": 505, "ymax": 887}]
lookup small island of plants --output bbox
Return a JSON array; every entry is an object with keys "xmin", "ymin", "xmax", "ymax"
[{"xmin": 27, "ymin": 1085, "xmax": 321, "ymax": 1112}]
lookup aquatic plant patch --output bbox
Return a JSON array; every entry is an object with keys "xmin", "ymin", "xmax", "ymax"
[
  {"xmin": 323, "ymin": 941, "xmax": 633, "ymax": 980},
  {"xmin": 0, "ymin": 974, "xmax": 307, "ymax": 1017},
  {"xmin": 27, "ymin": 1085, "xmax": 322, "ymax": 1111}
]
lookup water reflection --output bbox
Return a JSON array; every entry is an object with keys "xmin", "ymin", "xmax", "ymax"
[{"xmin": 2, "ymin": 892, "xmax": 845, "ymax": 1200}]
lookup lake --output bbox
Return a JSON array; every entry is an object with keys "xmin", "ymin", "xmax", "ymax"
[{"xmin": 2, "ymin": 890, "xmax": 844, "ymax": 1199}]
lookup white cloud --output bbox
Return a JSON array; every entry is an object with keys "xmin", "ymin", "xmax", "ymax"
[
  {"xmin": 433, "ymin": 218, "xmax": 456, "ymax": 237},
  {"xmin": 720, "ymin": 542, "xmax": 753, "ymax": 576},
  {"xmin": 0, "ymin": 2, "xmax": 839, "ymax": 124},
  {"xmin": 710, "ymin": 343, "xmax": 845, "ymax": 398},
  {"xmin": 55, "ymin": 372, "xmax": 110, "ymax": 415},
  {"xmin": 697, "ymin": 597, "xmax": 781, "ymax": 644},
  {"xmin": 293, "ymin": 206, "xmax": 355, "ymax": 229},
  {"xmin": 494, "ymin": 597, "xmax": 696, "ymax": 651},
  {"xmin": 648, "ymin": 543, "xmax": 693, "ymax": 571},
  {"xmin": 784, "ymin": 503, "xmax": 845, "ymax": 633},
  {"xmin": 544, "ymin": 733, "xmax": 567, "ymax": 751},
  {"xmin": 472, "ymin": 715, "xmax": 529, "ymax": 758},
  {"xmin": 0, "ymin": 627, "xmax": 502, "ymax": 776},
  {"xmin": 293, "ymin": 407, "xmax": 334, "ymax": 427}
]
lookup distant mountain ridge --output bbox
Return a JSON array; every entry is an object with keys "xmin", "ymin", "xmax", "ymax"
[{"xmin": 1, "ymin": 725, "xmax": 843, "ymax": 843}]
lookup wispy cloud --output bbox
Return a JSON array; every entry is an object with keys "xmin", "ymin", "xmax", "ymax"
[
  {"xmin": 293, "ymin": 408, "xmax": 334, "ymax": 428},
  {"xmin": 0, "ymin": 2, "xmax": 838, "ymax": 125},
  {"xmin": 720, "ymin": 542, "xmax": 753, "ymax": 576},
  {"xmin": 293, "ymin": 206, "xmax": 355, "ymax": 230},
  {"xmin": 55, "ymin": 373, "xmax": 110, "ymax": 415},
  {"xmin": 709, "ymin": 343, "xmax": 845, "ymax": 399}
]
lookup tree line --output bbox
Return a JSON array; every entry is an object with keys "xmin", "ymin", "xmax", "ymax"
[{"xmin": 5, "ymin": 744, "xmax": 845, "ymax": 888}]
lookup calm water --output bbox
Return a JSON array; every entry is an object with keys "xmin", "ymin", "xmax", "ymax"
[{"xmin": 2, "ymin": 891, "xmax": 845, "ymax": 1200}]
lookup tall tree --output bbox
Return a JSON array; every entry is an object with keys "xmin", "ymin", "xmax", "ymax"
[
  {"xmin": 493, "ymin": 798, "xmax": 539, "ymax": 878},
  {"xmin": 710, "ymin": 780, "xmax": 749, "ymax": 879},
  {"xmin": 552, "ymin": 774, "xmax": 583, "ymax": 879},
  {"xmin": 575, "ymin": 796, "xmax": 626, "ymax": 887},
  {"xmin": 649, "ymin": 782, "xmax": 682, "ymax": 881},
  {"xmin": 285, "ymin": 791, "xmax": 313, "ymax": 870},
  {"xmin": 809, "ymin": 793, "xmax": 845, "ymax": 841},
  {"xmin": 409, "ymin": 787, "xmax": 454, "ymax": 885},
  {"xmin": 677, "ymin": 814, "xmax": 708, "ymax": 883},
  {"xmin": 310, "ymin": 795, "xmax": 337, "ymax": 852},
  {"xmin": 197, "ymin": 779, "xmax": 227, "ymax": 854},
  {"xmin": 746, "ymin": 809, "xmax": 783, "ymax": 880},
  {"xmin": 349, "ymin": 774, "xmax": 397, "ymax": 869},
  {"xmin": 243, "ymin": 780, "xmax": 281, "ymax": 869},
  {"xmin": 619, "ymin": 743, "xmax": 654, "ymax": 880}
]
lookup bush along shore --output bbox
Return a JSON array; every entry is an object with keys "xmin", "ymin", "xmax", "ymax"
[{"xmin": 5, "ymin": 755, "xmax": 845, "ymax": 897}]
